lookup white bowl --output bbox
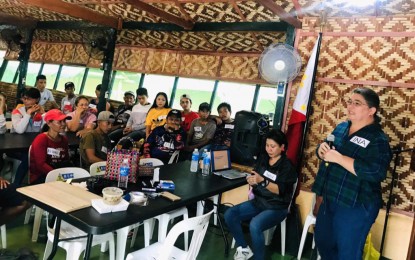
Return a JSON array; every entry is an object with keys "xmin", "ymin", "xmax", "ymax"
[{"xmin": 102, "ymin": 187, "xmax": 123, "ymax": 205}]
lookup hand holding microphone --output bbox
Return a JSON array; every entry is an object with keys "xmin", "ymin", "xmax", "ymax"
[{"xmin": 325, "ymin": 134, "xmax": 335, "ymax": 167}]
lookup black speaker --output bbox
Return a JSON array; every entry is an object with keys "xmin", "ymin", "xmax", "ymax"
[{"xmin": 231, "ymin": 110, "xmax": 269, "ymax": 166}]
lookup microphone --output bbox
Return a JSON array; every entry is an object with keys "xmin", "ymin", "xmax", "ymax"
[{"xmin": 325, "ymin": 134, "xmax": 335, "ymax": 167}]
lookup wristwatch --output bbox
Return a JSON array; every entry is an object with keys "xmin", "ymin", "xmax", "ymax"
[{"xmin": 260, "ymin": 179, "xmax": 269, "ymax": 187}]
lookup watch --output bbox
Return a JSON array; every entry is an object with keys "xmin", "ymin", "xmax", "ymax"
[{"xmin": 260, "ymin": 179, "xmax": 269, "ymax": 187}]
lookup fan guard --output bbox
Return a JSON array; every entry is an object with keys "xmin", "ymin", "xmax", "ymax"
[
  {"xmin": 81, "ymin": 29, "xmax": 110, "ymax": 60},
  {"xmin": 0, "ymin": 28, "xmax": 24, "ymax": 52},
  {"xmin": 258, "ymin": 43, "xmax": 302, "ymax": 85}
]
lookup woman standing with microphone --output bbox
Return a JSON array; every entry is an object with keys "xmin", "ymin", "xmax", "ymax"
[
  {"xmin": 312, "ymin": 87, "xmax": 392, "ymax": 259},
  {"xmin": 224, "ymin": 129, "xmax": 297, "ymax": 260}
]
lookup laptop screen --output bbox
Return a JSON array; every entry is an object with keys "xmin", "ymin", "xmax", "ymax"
[{"xmin": 211, "ymin": 149, "xmax": 231, "ymax": 171}]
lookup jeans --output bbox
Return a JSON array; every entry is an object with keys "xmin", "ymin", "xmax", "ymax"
[
  {"xmin": 314, "ymin": 200, "xmax": 380, "ymax": 260},
  {"xmin": 6, "ymin": 152, "xmax": 28, "ymax": 187},
  {"xmin": 224, "ymin": 200, "xmax": 288, "ymax": 260}
]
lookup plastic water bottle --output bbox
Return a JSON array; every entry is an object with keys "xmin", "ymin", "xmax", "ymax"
[
  {"xmin": 202, "ymin": 151, "xmax": 211, "ymax": 176},
  {"xmin": 118, "ymin": 158, "xmax": 130, "ymax": 189},
  {"xmin": 190, "ymin": 148, "xmax": 199, "ymax": 172},
  {"xmin": 200, "ymin": 149, "xmax": 208, "ymax": 170}
]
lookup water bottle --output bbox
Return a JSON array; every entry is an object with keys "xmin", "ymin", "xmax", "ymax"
[
  {"xmin": 190, "ymin": 148, "xmax": 199, "ymax": 172},
  {"xmin": 118, "ymin": 158, "xmax": 130, "ymax": 189},
  {"xmin": 202, "ymin": 151, "xmax": 211, "ymax": 176},
  {"xmin": 200, "ymin": 149, "xmax": 208, "ymax": 170}
]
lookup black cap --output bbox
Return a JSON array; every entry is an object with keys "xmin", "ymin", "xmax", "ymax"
[
  {"xmin": 167, "ymin": 109, "xmax": 181, "ymax": 119},
  {"xmin": 23, "ymin": 88, "xmax": 41, "ymax": 100},
  {"xmin": 64, "ymin": 82, "xmax": 75, "ymax": 89},
  {"xmin": 199, "ymin": 102, "xmax": 211, "ymax": 112}
]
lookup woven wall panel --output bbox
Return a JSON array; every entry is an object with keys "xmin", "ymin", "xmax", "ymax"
[
  {"xmin": 61, "ymin": 44, "xmax": 76, "ymax": 63},
  {"xmin": 256, "ymin": 32, "xmax": 287, "ymax": 48},
  {"xmin": 219, "ymin": 56, "xmax": 260, "ymax": 81},
  {"xmin": 41, "ymin": 44, "xmax": 64, "ymax": 63},
  {"xmin": 70, "ymin": 44, "xmax": 89, "ymax": 64},
  {"xmin": 204, "ymin": 32, "xmax": 261, "ymax": 52},
  {"xmin": 29, "ymin": 43, "xmax": 46, "ymax": 61},
  {"xmin": 170, "ymin": 32, "xmax": 213, "ymax": 51},
  {"xmin": 150, "ymin": 2, "xmax": 184, "ymax": 19},
  {"xmin": 114, "ymin": 48, "xmax": 148, "ymax": 71},
  {"xmin": 182, "ymin": 2, "xmax": 242, "ymax": 22},
  {"xmin": 145, "ymin": 50, "xmax": 180, "ymax": 75},
  {"xmin": 178, "ymin": 54, "xmax": 220, "ymax": 78}
]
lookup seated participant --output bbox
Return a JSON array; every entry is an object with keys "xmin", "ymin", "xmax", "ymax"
[
  {"xmin": 179, "ymin": 94, "xmax": 199, "ymax": 133},
  {"xmin": 61, "ymin": 82, "xmax": 77, "ymax": 114},
  {"xmin": 145, "ymin": 92, "xmax": 171, "ymax": 139},
  {"xmin": 108, "ymin": 91, "xmax": 135, "ymax": 143},
  {"xmin": 66, "ymin": 96, "xmax": 96, "ymax": 137},
  {"xmin": 211, "ymin": 102, "xmax": 234, "ymax": 150},
  {"xmin": 185, "ymin": 102, "xmax": 216, "ymax": 155},
  {"xmin": 123, "ymin": 88, "xmax": 151, "ymax": 141},
  {"xmin": 0, "ymin": 177, "xmax": 31, "ymax": 226},
  {"xmin": 11, "ymin": 87, "xmax": 44, "ymax": 134},
  {"xmin": 79, "ymin": 111, "xmax": 114, "ymax": 169},
  {"xmin": 35, "ymin": 74, "xmax": 58, "ymax": 110},
  {"xmin": 224, "ymin": 129, "xmax": 297, "ymax": 260},
  {"xmin": 143, "ymin": 109, "xmax": 186, "ymax": 164},
  {"xmin": 29, "ymin": 109, "xmax": 72, "ymax": 185},
  {"xmin": 9, "ymin": 88, "xmax": 44, "ymax": 185},
  {"xmin": 89, "ymin": 84, "xmax": 111, "ymax": 114}
]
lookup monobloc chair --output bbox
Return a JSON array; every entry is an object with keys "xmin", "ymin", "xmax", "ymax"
[
  {"xmin": 130, "ymin": 158, "xmax": 189, "ymax": 251},
  {"xmin": 31, "ymin": 167, "xmax": 91, "ymax": 242},
  {"xmin": 126, "ymin": 210, "xmax": 214, "ymax": 260},
  {"xmin": 89, "ymin": 161, "xmax": 106, "ymax": 176},
  {"xmin": 43, "ymin": 220, "xmax": 115, "ymax": 260},
  {"xmin": 0, "ymin": 225, "xmax": 6, "ymax": 248},
  {"xmin": 297, "ymin": 193, "xmax": 321, "ymax": 260},
  {"xmin": 231, "ymin": 180, "xmax": 298, "ymax": 256}
]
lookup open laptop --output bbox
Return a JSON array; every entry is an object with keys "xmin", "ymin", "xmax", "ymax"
[{"xmin": 210, "ymin": 149, "xmax": 249, "ymax": 179}]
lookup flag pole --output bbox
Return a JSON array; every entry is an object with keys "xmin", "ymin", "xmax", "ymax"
[{"xmin": 295, "ymin": 32, "xmax": 322, "ymax": 175}]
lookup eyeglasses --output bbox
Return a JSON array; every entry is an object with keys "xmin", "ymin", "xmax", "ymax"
[{"xmin": 345, "ymin": 99, "xmax": 368, "ymax": 107}]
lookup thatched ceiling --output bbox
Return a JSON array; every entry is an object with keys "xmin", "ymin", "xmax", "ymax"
[{"xmin": 1, "ymin": 0, "xmax": 415, "ymax": 54}]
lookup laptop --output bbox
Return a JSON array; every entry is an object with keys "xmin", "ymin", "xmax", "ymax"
[{"xmin": 210, "ymin": 149, "xmax": 249, "ymax": 179}]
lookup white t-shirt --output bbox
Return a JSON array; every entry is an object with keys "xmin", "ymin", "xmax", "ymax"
[
  {"xmin": 39, "ymin": 89, "xmax": 55, "ymax": 106},
  {"xmin": 126, "ymin": 103, "xmax": 151, "ymax": 131}
]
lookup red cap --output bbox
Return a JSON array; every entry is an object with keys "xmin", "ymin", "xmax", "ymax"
[{"xmin": 44, "ymin": 109, "xmax": 72, "ymax": 122}]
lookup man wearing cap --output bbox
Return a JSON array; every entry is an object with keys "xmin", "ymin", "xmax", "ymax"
[
  {"xmin": 179, "ymin": 94, "xmax": 199, "ymax": 133},
  {"xmin": 30, "ymin": 109, "xmax": 72, "ymax": 184},
  {"xmin": 79, "ymin": 111, "xmax": 114, "ymax": 169},
  {"xmin": 186, "ymin": 102, "xmax": 216, "ymax": 155},
  {"xmin": 123, "ymin": 88, "xmax": 152, "ymax": 141},
  {"xmin": 35, "ymin": 74, "xmax": 58, "ymax": 110},
  {"xmin": 108, "ymin": 91, "xmax": 135, "ymax": 143},
  {"xmin": 143, "ymin": 109, "xmax": 186, "ymax": 164},
  {"xmin": 61, "ymin": 82, "xmax": 77, "ymax": 114}
]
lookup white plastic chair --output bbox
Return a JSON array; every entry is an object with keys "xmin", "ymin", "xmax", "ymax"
[
  {"xmin": 126, "ymin": 210, "xmax": 213, "ymax": 260},
  {"xmin": 196, "ymin": 195, "xmax": 219, "ymax": 226},
  {"xmin": 297, "ymin": 193, "xmax": 321, "ymax": 260},
  {"xmin": 231, "ymin": 180, "xmax": 298, "ymax": 256},
  {"xmin": 43, "ymin": 220, "xmax": 115, "ymax": 260},
  {"xmin": 0, "ymin": 225, "xmax": 6, "ymax": 248},
  {"xmin": 89, "ymin": 161, "xmax": 106, "ymax": 176},
  {"xmin": 167, "ymin": 150, "xmax": 180, "ymax": 164},
  {"xmin": 32, "ymin": 167, "xmax": 90, "ymax": 242},
  {"xmin": 130, "ymin": 158, "xmax": 188, "ymax": 251}
]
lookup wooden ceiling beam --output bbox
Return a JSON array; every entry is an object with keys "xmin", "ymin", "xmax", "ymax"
[
  {"xmin": 257, "ymin": 0, "xmax": 302, "ymax": 29},
  {"xmin": 19, "ymin": 0, "xmax": 120, "ymax": 29},
  {"xmin": 121, "ymin": 0, "xmax": 194, "ymax": 30},
  {"xmin": 0, "ymin": 12, "xmax": 37, "ymax": 28}
]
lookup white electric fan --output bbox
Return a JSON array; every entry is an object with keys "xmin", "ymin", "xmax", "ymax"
[{"xmin": 258, "ymin": 43, "xmax": 302, "ymax": 84}]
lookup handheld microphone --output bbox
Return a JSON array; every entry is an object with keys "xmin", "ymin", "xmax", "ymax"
[{"xmin": 325, "ymin": 134, "xmax": 335, "ymax": 167}]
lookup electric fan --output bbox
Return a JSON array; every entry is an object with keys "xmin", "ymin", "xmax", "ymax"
[
  {"xmin": 258, "ymin": 43, "xmax": 302, "ymax": 84},
  {"xmin": 81, "ymin": 29, "xmax": 110, "ymax": 60}
]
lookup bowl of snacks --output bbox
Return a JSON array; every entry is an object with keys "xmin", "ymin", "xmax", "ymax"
[{"xmin": 102, "ymin": 187, "xmax": 123, "ymax": 205}]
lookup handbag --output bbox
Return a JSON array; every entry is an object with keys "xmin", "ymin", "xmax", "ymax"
[{"xmin": 104, "ymin": 137, "xmax": 140, "ymax": 183}]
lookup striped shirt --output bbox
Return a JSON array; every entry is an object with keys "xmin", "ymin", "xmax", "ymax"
[{"xmin": 312, "ymin": 121, "xmax": 392, "ymax": 208}]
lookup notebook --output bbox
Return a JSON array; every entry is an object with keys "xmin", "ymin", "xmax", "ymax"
[{"xmin": 210, "ymin": 149, "xmax": 249, "ymax": 179}]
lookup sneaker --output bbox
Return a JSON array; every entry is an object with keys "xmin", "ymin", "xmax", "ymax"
[{"xmin": 234, "ymin": 246, "xmax": 254, "ymax": 260}]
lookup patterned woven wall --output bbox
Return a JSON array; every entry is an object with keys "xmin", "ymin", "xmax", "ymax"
[{"xmin": 293, "ymin": 17, "xmax": 415, "ymax": 213}]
